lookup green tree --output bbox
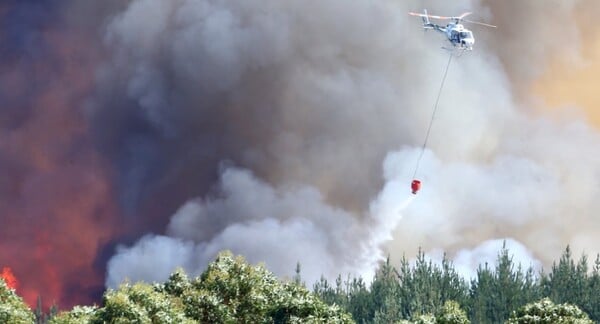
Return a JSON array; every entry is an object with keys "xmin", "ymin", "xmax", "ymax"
[
  {"xmin": 182, "ymin": 252, "xmax": 280, "ymax": 322},
  {"xmin": 410, "ymin": 250, "xmax": 439, "ymax": 316},
  {"xmin": 506, "ymin": 298, "xmax": 593, "ymax": 324},
  {"xmin": 372, "ymin": 257, "xmax": 401, "ymax": 323},
  {"xmin": 373, "ymin": 293, "xmax": 400, "ymax": 324},
  {"xmin": 399, "ymin": 300, "xmax": 469, "ymax": 324},
  {"xmin": 0, "ymin": 278, "xmax": 35, "ymax": 324},
  {"xmin": 469, "ymin": 243, "xmax": 540, "ymax": 323},
  {"xmin": 313, "ymin": 276, "xmax": 344, "ymax": 307},
  {"xmin": 412, "ymin": 314, "xmax": 436, "ymax": 324},
  {"xmin": 270, "ymin": 282, "xmax": 352, "ymax": 324},
  {"xmin": 399, "ymin": 250, "xmax": 468, "ymax": 320},
  {"xmin": 437, "ymin": 300, "xmax": 469, "ymax": 324},
  {"xmin": 49, "ymin": 306, "xmax": 97, "ymax": 324},
  {"xmin": 51, "ymin": 251, "xmax": 351, "ymax": 323},
  {"xmin": 293, "ymin": 262, "xmax": 304, "ymax": 287},
  {"xmin": 91, "ymin": 284, "xmax": 153, "ymax": 323},
  {"xmin": 183, "ymin": 251, "xmax": 353, "ymax": 323},
  {"xmin": 313, "ymin": 274, "xmax": 373, "ymax": 321},
  {"xmin": 345, "ymin": 277, "xmax": 373, "ymax": 324},
  {"xmin": 541, "ymin": 246, "xmax": 590, "ymax": 315},
  {"xmin": 397, "ymin": 255, "xmax": 413, "ymax": 319},
  {"xmin": 469, "ymin": 262, "xmax": 494, "ymax": 323},
  {"xmin": 586, "ymin": 254, "xmax": 600, "ymax": 321}
]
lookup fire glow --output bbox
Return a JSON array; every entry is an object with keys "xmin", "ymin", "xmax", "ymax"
[{"xmin": 1, "ymin": 267, "xmax": 18, "ymax": 290}]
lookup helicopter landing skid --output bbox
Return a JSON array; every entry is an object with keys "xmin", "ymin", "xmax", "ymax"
[{"xmin": 441, "ymin": 46, "xmax": 468, "ymax": 57}]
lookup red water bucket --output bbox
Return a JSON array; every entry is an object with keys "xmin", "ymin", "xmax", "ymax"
[{"xmin": 411, "ymin": 180, "xmax": 421, "ymax": 194}]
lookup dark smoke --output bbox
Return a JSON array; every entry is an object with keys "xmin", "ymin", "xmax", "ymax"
[
  {"xmin": 89, "ymin": 0, "xmax": 416, "ymax": 218},
  {"xmin": 0, "ymin": 0, "xmax": 125, "ymax": 308}
]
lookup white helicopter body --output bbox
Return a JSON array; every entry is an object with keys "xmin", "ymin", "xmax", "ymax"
[{"xmin": 409, "ymin": 9, "xmax": 495, "ymax": 51}]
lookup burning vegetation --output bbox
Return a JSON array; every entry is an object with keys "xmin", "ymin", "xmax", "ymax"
[{"xmin": 1, "ymin": 267, "xmax": 18, "ymax": 290}]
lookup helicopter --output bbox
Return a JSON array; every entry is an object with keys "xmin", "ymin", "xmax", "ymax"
[{"xmin": 408, "ymin": 9, "xmax": 496, "ymax": 51}]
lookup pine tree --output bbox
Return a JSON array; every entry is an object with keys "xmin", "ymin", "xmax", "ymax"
[
  {"xmin": 469, "ymin": 262, "xmax": 495, "ymax": 323},
  {"xmin": 346, "ymin": 277, "xmax": 374, "ymax": 324},
  {"xmin": 371, "ymin": 257, "xmax": 400, "ymax": 323},
  {"xmin": 397, "ymin": 255, "xmax": 413, "ymax": 319},
  {"xmin": 587, "ymin": 254, "xmax": 600, "ymax": 321},
  {"xmin": 543, "ymin": 246, "xmax": 590, "ymax": 311},
  {"xmin": 293, "ymin": 262, "xmax": 304, "ymax": 287},
  {"xmin": 469, "ymin": 242, "xmax": 540, "ymax": 323},
  {"xmin": 405, "ymin": 250, "xmax": 469, "ymax": 320}
]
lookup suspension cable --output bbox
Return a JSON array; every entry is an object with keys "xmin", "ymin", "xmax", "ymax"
[{"xmin": 412, "ymin": 53, "xmax": 453, "ymax": 179}]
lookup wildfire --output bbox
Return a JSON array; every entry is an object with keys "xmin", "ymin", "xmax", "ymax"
[{"xmin": 1, "ymin": 267, "xmax": 19, "ymax": 290}]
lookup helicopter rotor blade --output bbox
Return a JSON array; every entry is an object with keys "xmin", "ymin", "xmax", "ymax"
[
  {"xmin": 457, "ymin": 12, "xmax": 472, "ymax": 19},
  {"xmin": 463, "ymin": 19, "xmax": 497, "ymax": 28},
  {"xmin": 408, "ymin": 12, "xmax": 452, "ymax": 20}
]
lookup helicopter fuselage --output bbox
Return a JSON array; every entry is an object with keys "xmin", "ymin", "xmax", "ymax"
[
  {"xmin": 410, "ymin": 9, "xmax": 495, "ymax": 51},
  {"xmin": 425, "ymin": 22, "xmax": 474, "ymax": 50}
]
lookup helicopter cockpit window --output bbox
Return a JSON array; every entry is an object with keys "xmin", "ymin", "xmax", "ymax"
[{"xmin": 459, "ymin": 31, "xmax": 473, "ymax": 39}]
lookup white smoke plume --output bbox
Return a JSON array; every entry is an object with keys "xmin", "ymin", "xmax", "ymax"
[
  {"xmin": 107, "ymin": 167, "xmax": 413, "ymax": 287},
  {"xmin": 99, "ymin": 0, "xmax": 600, "ymax": 287},
  {"xmin": 426, "ymin": 238, "xmax": 543, "ymax": 280}
]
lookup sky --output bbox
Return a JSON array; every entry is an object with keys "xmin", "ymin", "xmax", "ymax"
[{"xmin": 1, "ymin": 0, "xmax": 599, "ymax": 309}]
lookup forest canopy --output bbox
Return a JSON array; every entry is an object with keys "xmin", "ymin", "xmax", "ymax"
[{"xmin": 1, "ymin": 245, "xmax": 598, "ymax": 323}]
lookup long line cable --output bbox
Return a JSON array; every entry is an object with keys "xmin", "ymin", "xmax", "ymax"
[{"xmin": 412, "ymin": 53, "xmax": 453, "ymax": 179}]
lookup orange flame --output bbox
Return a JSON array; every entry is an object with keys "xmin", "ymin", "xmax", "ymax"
[{"xmin": 1, "ymin": 267, "xmax": 19, "ymax": 290}]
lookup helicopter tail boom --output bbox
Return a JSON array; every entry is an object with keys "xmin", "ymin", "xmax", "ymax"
[
  {"xmin": 422, "ymin": 9, "xmax": 434, "ymax": 30},
  {"xmin": 422, "ymin": 9, "xmax": 432, "ymax": 27},
  {"xmin": 408, "ymin": 9, "xmax": 435, "ymax": 30}
]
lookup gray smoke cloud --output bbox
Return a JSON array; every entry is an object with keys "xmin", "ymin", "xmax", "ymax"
[
  {"xmin": 107, "ymin": 167, "xmax": 410, "ymax": 287},
  {"xmin": 97, "ymin": 0, "xmax": 600, "ymax": 287}
]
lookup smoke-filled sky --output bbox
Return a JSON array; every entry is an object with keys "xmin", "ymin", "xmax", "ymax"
[{"xmin": 1, "ymin": 0, "xmax": 600, "ymax": 309}]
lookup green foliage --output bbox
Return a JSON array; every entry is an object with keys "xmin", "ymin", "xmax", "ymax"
[
  {"xmin": 315, "ymin": 244, "xmax": 600, "ymax": 324},
  {"xmin": 540, "ymin": 246, "xmax": 598, "ymax": 319},
  {"xmin": 49, "ymin": 306, "xmax": 97, "ymax": 324},
  {"xmin": 10, "ymin": 245, "xmax": 600, "ymax": 324},
  {"xmin": 506, "ymin": 298, "xmax": 593, "ymax": 324},
  {"xmin": 397, "ymin": 251, "xmax": 469, "ymax": 320},
  {"xmin": 542, "ymin": 246, "xmax": 584, "ymax": 303},
  {"xmin": 469, "ymin": 243, "xmax": 541, "ymax": 323},
  {"xmin": 271, "ymin": 282, "xmax": 353, "ymax": 323},
  {"xmin": 437, "ymin": 301, "xmax": 469, "ymax": 324},
  {"xmin": 344, "ymin": 277, "xmax": 373, "ymax": 323},
  {"xmin": 586, "ymin": 254, "xmax": 600, "ymax": 320},
  {"xmin": 186, "ymin": 252, "xmax": 279, "ymax": 322},
  {"xmin": 0, "ymin": 278, "xmax": 35, "ymax": 324},
  {"xmin": 183, "ymin": 251, "xmax": 352, "ymax": 323},
  {"xmin": 372, "ymin": 257, "xmax": 401, "ymax": 323},
  {"xmin": 393, "ymin": 301, "xmax": 469, "ymax": 324},
  {"xmin": 48, "ymin": 251, "xmax": 351, "ymax": 324},
  {"xmin": 315, "ymin": 252, "xmax": 471, "ymax": 324},
  {"xmin": 293, "ymin": 262, "xmax": 304, "ymax": 287},
  {"xmin": 92, "ymin": 286, "xmax": 152, "ymax": 323},
  {"xmin": 314, "ymin": 272, "xmax": 381, "ymax": 322},
  {"xmin": 412, "ymin": 313, "xmax": 436, "ymax": 324},
  {"xmin": 162, "ymin": 269, "xmax": 191, "ymax": 297}
]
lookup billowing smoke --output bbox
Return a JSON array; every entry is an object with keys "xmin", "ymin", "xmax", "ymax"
[
  {"xmin": 2, "ymin": 0, "xmax": 600, "ymax": 308},
  {"xmin": 101, "ymin": 0, "xmax": 600, "ymax": 289},
  {"xmin": 426, "ymin": 238, "xmax": 543, "ymax": 280},
  {"xmin": 96, "ymin": 0, "xmax": 427, "ymax": 286},
  {"xmin": 107, "ymin": 167, "xmax": 411, "ymax": 287}
]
